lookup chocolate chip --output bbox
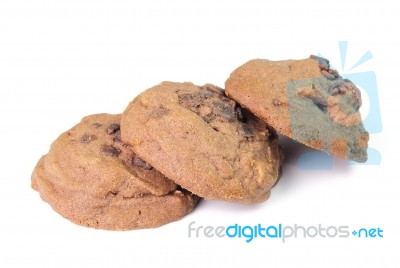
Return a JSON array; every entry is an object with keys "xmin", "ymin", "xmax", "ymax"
[
  {"xmin": 106, "ymin": 124, "xmax": 120, "ymax": 135},
  {"xmin": 203, "ymin": 90, "xmax": 214, "ymax": 99},
  {"xmin": 310, "ymin": 55, "xmax": 342, "ymax": 80},
  {"xmin": 132, "ymin": 156, "xmax": 153, "ymax": 170},
  {"xmin": 330, "ymin": 87, "xmax": 340, "ymax": 95},
  {"xmin": 310, "ymin": 55, "xmax": 330, "ymax": 69},
  {"xmin": 203, "ymin": 114, "xmax": 216, "ymax": 123},
  {"xmin": 316, "ymin": 102, "xmax": 327, "ymax": 112},
  {"xmin": 329, "ymin": 69, "xmax": 339, "ymax": 76},
  {"xmin": 178, "ymin": 93, "xmax": 204, "ymax": 108},
  {"xmin": 311, "ymin": 95, "xmax": 328, "ymax": 113},
  {"xmin": 202, "ymin": 84, "xmax": 225, "ymax": 95},
  {"xmin": 178, "ymin": 89, "xmax": 238, "ymax": 124},
  {"xmin": 80, "ymin": 133, "xmax": 97, "ymax": 144},
  {"xmin": 92, "ymin": 123, "xmax": 102, "ymax": 128},
  {"xmin": 235, "ymin": 105, "xmax": 245, "ymax": 122},
  {"xmin": 212, "ymin": 101, "xmax": 236, "ymax": 121},
  {"xmin": 319, "ymin": 63, "xmax": 329, "ymax": 71},
  {"xmin": 178, "ymin": 93, "xmax": 192, "ymax": 103},
  {"xmin": 113, "ymin": 129, "xmax": 121, "ymax": 141},
  {"xmin": 338, "ymin": 85, "xmax": 348, "ymax": 94},
  {"xmin": 266, "ymin": 124, "xmax": 279, "ymax": 141},
  {"xmin": 329, "ymin": 82, "xmax": 351, "ymax": 95},
  {"xmin": 321, "ymin": 70, "xmax": 336, "ymax": 80},
  {"xmin": 329, "ymin": 81, "xmax": 362, "ymax": 111},
  {"xmin": 154, "ymin": 106, "xmax": 169, "ymax": 117},
  {"xmin": 238, "ymin": 124, "xmax": 255, "ymax": 140},
  {"xmin": 329, "ymin": 82, "xmax": 343, "ymax": 95},
  {"xmin": 100, "ymin": 145, "xmax": 121, "ymax": 157}
]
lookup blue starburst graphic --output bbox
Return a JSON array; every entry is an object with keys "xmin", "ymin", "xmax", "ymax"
[
  {"xmin": 298, "ymin": 41, "xmax": 382, "ymax": 169},
  {"xmin": 328, "ymin": 41, "xmax": 382, "ymax": 134}
]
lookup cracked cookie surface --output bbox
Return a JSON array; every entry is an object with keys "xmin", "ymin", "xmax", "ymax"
[
  {"xmin": 225, "ymin": 57, "xmax": 369, "ymax": 162},
  {"xmin": 31, "ymin": 114, "xmax": 199, "ymax": 230},
  {"xmin": 121, "ymin": 82, "xmax": 283, "ymax": 204}
]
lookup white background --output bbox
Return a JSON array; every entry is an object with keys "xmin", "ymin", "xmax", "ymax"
[{"xmin": 1, "ymin": 0, "xmax": 399, "ymax": 267}]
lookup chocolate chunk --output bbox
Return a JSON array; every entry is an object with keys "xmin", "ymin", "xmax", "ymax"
[
  {"xmin": 329, "ymin": 82, "xmax": 361, "ymax": 107},
  {"xmin": 310, "ymin": 55, "xmax": 330, "ymax": 69},
  {"xmin": 177, "ymin": 93, "xmax": 192, "ymax": 104},
  {"xmin": 316, "ymin": 102, "xmax": 327, "ymax": 112},
  {"xmin": 203, "ymin": 113, "xmax": 216, "ymax": 123},
  {"xmin": 330, "ymin": 87, "xmax": 340, "ymax": 96},
  {"xmin": 235, "ymin": 105, "xmax": 245, "ymax": 122},
  {"xmin": 106, "ymin": 124, "xmax": 120, "ymax": 135},
  {"xmin": 310, "ymin": 55, "xmax": 341, "ymax": 80},
  {"xmin": 100, "ymin": 145, "xmax": 121, "ymax": 157},
  {"xmin": 319, "ymin": 63, "xmax": 329, "ymax": 71},
  {"xmin": 178, "ymin": 93, "xmax": 203, "ymax": 108},
  {"xmin": 202, "ymin": 90, "xmax": 214, "ymax": 99},
  {"xmin": 201, "ymin": 84, "xmax": 225, "ymax": 95},
  {"xmin": 178, "ymin": 89, "xmax": 238, "ymax": 123},
  {"xmin": 321, "ymin": 70, "xmax": 336, "ymax": 80},
  {"xmin": 328, "ymin": 82, "xmax": 343, "ymax": 95},
  {"xmin": 329, "ymin": 69, "xmax": 339, "ymax": 76},
  {"xmin": 154, "ymin": 106, "xmax": 169, "ymax": 117},
  {"xmin": 113, "ymin": 129, "xmax": 121, "ymax": 141},
  {"xmin": 212, "ymin": 101, "xmax": 236, "ymax": 121},
  {"xmin": 238, "ymin": 124, "xmax": 255, "ymax": 140},
  {"xmin": 133, "ymin": 156, "xmax": 153, "ymax": 170},
  {"xmin": 329, "ymin": 81, "xmax": 362, "ymax": 112},
  {"xmin": 311, "ymin": 95, "xmax": 328, "ymax": 113},
  {"xmin": 80, "ymin": 133, "xmax": 97, "ymax": 144}
]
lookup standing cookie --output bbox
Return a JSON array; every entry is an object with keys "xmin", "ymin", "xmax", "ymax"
[
  {"xmin": 121, "ymin": 82, "xmax": 283, "ymax": 204},
  {"xmin": 225, "ymin": 56, "xmax": 369, "ymax": 162},
  {"xmin": 32, "ymin": 114, "xmax": 199, "ymax": 230}
]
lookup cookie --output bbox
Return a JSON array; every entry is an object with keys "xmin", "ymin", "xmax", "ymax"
[
  {"xmin": 225, "ymin": 56, "xmax": 369, "ymax": 162},
  {"xmin": 31, "ymin": 114, "xmax": 199, "ymax": 230},
  {"xmin": 121, "ymin": 82, "xmax": 283, "ymax": 204}
]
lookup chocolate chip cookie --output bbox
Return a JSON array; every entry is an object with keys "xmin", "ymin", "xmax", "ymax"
[
  {"xmin": 31, "ymin": 114, "xmax": 199, "ymax": 230},
  {"xmin": 225, "ymin": 56, "xmax": 369, "ymax": 162},
  {"xmin": 121, "ymin": 82, "xmax": 283, "ymax": 204}
]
